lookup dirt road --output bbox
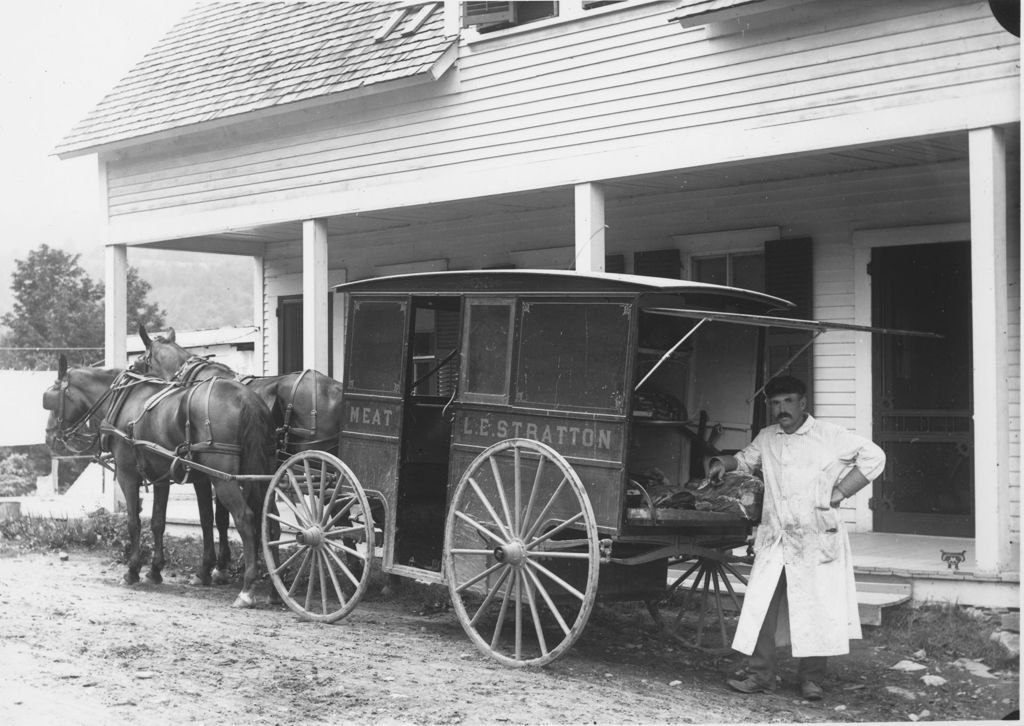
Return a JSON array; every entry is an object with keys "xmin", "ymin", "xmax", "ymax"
[{"xmin": 0, "ymin": 550, "xmax": 1016, "ymax": 725}]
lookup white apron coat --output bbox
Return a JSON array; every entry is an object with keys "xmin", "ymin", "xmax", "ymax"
[{"xmin": 730, "ymin": 415, "xmax": 885, "ymax": 658}]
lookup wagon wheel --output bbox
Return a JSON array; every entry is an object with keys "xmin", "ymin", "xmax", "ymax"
[
  {"xmin": 444, "ymin": 438, "xmax": 600, "ymax": 667},
  {"xmin": 261, "ymin": 450, "xmax": 375, "ymax": 623},
  {"xmin": 659, "ymin": 549, "xmax": 748, "ymax": 651}
]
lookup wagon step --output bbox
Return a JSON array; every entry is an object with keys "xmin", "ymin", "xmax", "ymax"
[{"xmin": 665, "ymin": 561, "xmax": 912, "ymax": 626}]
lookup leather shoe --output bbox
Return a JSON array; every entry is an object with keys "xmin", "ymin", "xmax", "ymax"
[
  {"xmin": 801, "ymin": 680, "xmax": 823, "ymax": 701},
  {"xmin": 727, "ymin": 676, "xmax": 771, "ymax": 694}
]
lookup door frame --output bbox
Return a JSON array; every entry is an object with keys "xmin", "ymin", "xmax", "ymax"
[{"xmin": 853, "ymin": 222, "xmax": 971, "ymax": 534}]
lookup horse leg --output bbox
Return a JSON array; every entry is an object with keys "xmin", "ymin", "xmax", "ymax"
[
  {"xmin": 144, "ymin": 483, "xmax": 169, "ymax": 585},
  {"xmin": 213, "ymin": 479, "xmax": 259, "ymax": 608},
  {"xmin": 259, "ymin": 482, "xmax": 283, "ymax": 605},
  {"xmin": 212, "ymin": 496, "xmax": 232, "ymax": 585},
  {"xmin": 190, "ymin": 480, "xmax": 216, "ymax": 586},
  {"xmin": 119, "ymin": 472, "xmax": 143, "ymax": 585}
]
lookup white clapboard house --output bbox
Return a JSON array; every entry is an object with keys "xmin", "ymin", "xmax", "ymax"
[{"xmin": 55, "ymin": 1, "xmax": 1019, "ymax": 606}]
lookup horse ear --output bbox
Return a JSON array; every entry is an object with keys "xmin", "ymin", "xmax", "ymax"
[
  {"xmin": 139, "ymin": 325, "xmax": 151, "ymax": 348},
  {"xmin": 58, "ymin": 355, "xmax": 68, "ymax": 379},
  {"xmin": 166, "ymin": 327, "xmax": 176, "ymax": 344}
]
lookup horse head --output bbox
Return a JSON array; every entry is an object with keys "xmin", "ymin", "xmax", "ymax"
[
  {"xmin": 42, "ymin": 357, "xmax": 115, "ymax": 455},
  {"xmin": 137, "ymin": 324, "xmax": 187, "ymax": 379}
]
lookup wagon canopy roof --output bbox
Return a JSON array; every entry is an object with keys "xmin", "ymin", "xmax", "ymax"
[
  {"xmin": 334, "ymin": 269, "xmax": 792, "ymax": 310},
  {"xmin": 55, "ymin": 2, "xmax": 456, "ymax": 158}
]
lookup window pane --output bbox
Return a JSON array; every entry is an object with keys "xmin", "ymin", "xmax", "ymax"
[
  {"xmin": 465, "ymin": 303, "xmax": 511, "ymax": 396},
  {"xmin": 732, "ymin": 253, "xmax": 765, "ymax": 292},
  {"xmin": 693, "ymin": 256, "xmax": 727, "ymax": 286},
  {"xmin": 516, "ymin": 302, "xmax": 630, "ymax": 412},
  {"xmin": 348, "ymin": 300, "xmax": 406, "ymax": 393}
]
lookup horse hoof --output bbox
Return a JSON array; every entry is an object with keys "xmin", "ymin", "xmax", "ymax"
[
  {"xmin": 123, "ymin": 573, "xmax": 140, "ymax": 586},
  {"xmin": 211, "ymin": 568, "xmax": 231, "ymax": 586},
  {"xmin": 188, "ymin": 574, "xmax": 210, "ymax": 587},
  {"xmin": 143, "ymin": 573, "xmax": 162, "ymax": 586},
  {"xmin": 232, "ymin": 592, "xmax": 255, "ymax": 609}
]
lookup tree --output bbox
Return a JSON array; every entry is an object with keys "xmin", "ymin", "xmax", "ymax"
[
  {"xmin": 0, "ymin": 244, "xmax": 167, "ymax": 370},
  {"xmin": 0, "ymin": 245, "xmax": 103, "ymax": 368},
  {"xmin": 124, "ymin": 267, "xmax": 167, "ymax": 338}
]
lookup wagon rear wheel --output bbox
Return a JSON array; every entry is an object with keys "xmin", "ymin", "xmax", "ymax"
[
  {"xmin": 261, "ymin": 450, "xmax": 375, "ymax": 623},
  {"xmin": 444, "ymin": 438, "xmax": 600, "ymax": 667}
]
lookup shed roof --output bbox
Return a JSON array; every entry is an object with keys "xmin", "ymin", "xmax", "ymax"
[{"xmin": 55, "ymin": 1, "xmax": 456, "ymax": 158}]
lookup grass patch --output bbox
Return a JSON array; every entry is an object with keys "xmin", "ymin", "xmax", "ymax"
[{"xmin": 877, "ymin": 601, "xmax": 1018, "ymax": 671}]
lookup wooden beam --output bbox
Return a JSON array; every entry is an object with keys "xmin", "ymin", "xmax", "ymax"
[
  {"xmin": 104, "ymin": 244, "xmax": 128, "ymax": 368},
  {"xmin": 302, "ymin": 219, "xmax": 329, "ymax": 374},
  {"xmin": 574, "ymin": 182, "xmax": 605, "ymax": 273},
  {"xmin": 968, "ymin": 126, "xmax": 1009, "ymax": 574}
]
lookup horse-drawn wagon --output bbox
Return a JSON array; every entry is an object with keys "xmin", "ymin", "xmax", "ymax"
[
  {"xmin": 45, "ymin": 269, "xmax": 929, "ymax": 668},
  {"xmin": 313, "ymin": 269, "xmax": 858, "ymax": 666}
]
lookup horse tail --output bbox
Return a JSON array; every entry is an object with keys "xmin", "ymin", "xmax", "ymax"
[{"xmin": 237, "ymin": 386, "xmax": 276, "ymax": 478}]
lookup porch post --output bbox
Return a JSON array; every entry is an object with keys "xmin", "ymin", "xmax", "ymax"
[
  {"xmin": 104, "ymin": 244, "xmax": 127, "ymax": 368},
  {"xmin": 968, "ymin": 126, "xmax": 1010, "ymax": 574},
  {"xmin": 251, "ymin": 255, "xmax": 265, "ymax": 376},
  {"xmin": 574, "ymin": 182, "xmax": 606, "ymax": 273},
  {"xmin": 302, "ymin": 218, "xmax": 329, "ymax": 373}
]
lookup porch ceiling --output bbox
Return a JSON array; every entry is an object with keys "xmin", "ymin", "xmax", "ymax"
[{"xmin": 141, "ymin": 131, "xmax": 1002, "ymax": 255}]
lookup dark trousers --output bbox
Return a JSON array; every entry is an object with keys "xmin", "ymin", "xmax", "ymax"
[{"xmin": 747, "ymin": 568, "xmax": 827, "ymax": 688}]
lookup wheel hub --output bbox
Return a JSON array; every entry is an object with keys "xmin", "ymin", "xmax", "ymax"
[
  {"xmin": 296, "ymin": 526, "xmax": 324, "ymax": 548},
  {"xmin": 493, "ymin": 540, "xmax": 528, "ymax": 566}
]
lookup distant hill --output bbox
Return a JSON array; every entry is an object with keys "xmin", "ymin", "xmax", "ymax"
[
  {"xmin": 0, "ymin": 246, "xmax": 255, "ymax": 333},
  {"xmin": 130, "ymin": 250, "xmax": 255, "ymax": 330}
]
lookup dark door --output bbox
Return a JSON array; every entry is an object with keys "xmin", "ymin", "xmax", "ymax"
[
  {"xmin": 871, "ymin": 241, "xmax": 973, "ymax": 536},
  {"xmin": 276, "ymin": 294, "xmax": 334, "ymax": 374}
]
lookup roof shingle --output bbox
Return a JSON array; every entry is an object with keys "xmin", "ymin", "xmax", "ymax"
[{"xmin": 56, "ymin": 1, "xmax": 455, "ymax": 157}]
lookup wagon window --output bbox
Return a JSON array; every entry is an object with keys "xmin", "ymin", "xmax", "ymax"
[
  {"xmin": 464, "ymin": 301, "xmax": 513, "ymax": 398},
  {"xmin": 515, "ymin": 302, "xmax": 630, "ymax": 412},
  {"xmin": 347, "ymin": 299, "xmax": 406, "ymax": 394}
]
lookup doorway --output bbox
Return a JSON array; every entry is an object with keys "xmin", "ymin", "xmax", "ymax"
[
  {"xmin": 871, "ymin": 241, "xmax": 973, "ymax": 536},
  {"xmin": 276, "ymin": 294, "xmax": 334, "ymax": 375}
]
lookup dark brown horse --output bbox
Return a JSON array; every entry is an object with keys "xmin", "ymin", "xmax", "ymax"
[
  {"xmin": 133, "ymin": 326, "xmax": 349, "ymax": 577},
  {"xmin": 43, "ymin": 356, "xmax": 276, "ymax": 607},
  {"xmin": 135, "ymin": 326, "xmax": 345, "ymax": 458}
]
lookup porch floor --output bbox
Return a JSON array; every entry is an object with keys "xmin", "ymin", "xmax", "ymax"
[{"xmin": 847, "ymin": 531, "xmax": 1018, "ymax": 581}]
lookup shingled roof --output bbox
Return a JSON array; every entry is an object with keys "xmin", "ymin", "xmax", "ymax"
[{"xmin": 55, "ymin": 1, "xmax": 456, "ymax": 158}]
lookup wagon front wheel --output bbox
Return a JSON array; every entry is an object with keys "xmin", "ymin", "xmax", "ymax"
[
  {"xmin": 444, "ymin": 438, "xmax": 600, "ymax": 667},
  {"xmin": 262, "ymin": 450, "xmax": 375, "ymax": 623}
]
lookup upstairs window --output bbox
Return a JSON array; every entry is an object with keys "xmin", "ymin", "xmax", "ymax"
[{"xmin": 463, "ymin": 1, "xmax": 625, "ymax": 33}]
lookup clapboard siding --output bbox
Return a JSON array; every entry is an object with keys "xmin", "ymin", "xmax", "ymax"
[{"xmin": 103, "ymin": 0, "xmax": 1015, "ymax": 228}]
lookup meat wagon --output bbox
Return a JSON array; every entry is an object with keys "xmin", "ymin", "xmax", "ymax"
[{"xmin": 261, "ymin": 270, "xmax": 890, "ymax": 666}]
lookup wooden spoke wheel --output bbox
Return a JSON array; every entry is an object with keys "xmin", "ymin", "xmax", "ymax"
[
  {"xmin": 261, "ymin": 450, "xmax": 375, "ymax": 623},
  {"xmin": 444, "ymin": 438, "xmax": 600, "ymax": 667},
  {"xmin": 660, "ymin": 551, "xmax": 747, "ymax": 651}
]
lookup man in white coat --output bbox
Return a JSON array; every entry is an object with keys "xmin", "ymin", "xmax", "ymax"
[{"xmin": 708, "ymin": 375, "xmax": 885, "ymax": 701}]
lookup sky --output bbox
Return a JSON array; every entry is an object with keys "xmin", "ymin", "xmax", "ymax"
[{"xmin": 0, "ymin": 0, "xmax": 194, "ymax": 283}]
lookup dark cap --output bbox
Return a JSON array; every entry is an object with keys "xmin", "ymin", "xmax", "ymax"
[{"xmin": 764, "ymin": 375, "xmax": 806, "ymax": 397}]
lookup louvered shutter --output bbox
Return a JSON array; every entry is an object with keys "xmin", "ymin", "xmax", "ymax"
[
  {"xmin": 763, "ymin": 237, "xmax": 813, "ymax": 401},
  {"xmin": 633, "ymin": 249, "xmax": 681, "ymax": 279}
]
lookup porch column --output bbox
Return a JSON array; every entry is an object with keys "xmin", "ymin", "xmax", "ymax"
[
  {"xmin": 104, "ymin": 244, "xmax": 127, "ymax": 367},
  {"xmin": 251, "ymin": 255, "xmax": 265, "ymax": 376},
  {"xmin": 574, "ymin": 182, "xmax": 606, "ymax": 272},
  {"xmin": 302, "ymin": 218, "xmax": 329, "ymax": 373},
  {"xmin": 968, "ymin": 126, "xmax": 1010, "ymax": 573}
]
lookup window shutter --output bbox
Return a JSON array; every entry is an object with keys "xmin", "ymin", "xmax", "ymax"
[
  {"xmin": 763, "ymin": 237, "xmax": 814, "ymax": 401},
  {"xmin": 765, "ymin": 237, "xmax": 812, "ymax": 318},
  {"xmin": 633, "ymin": 249, "xmax": 681, "ymax": 279},
  {"xmin": 463, "ymin": 2, "xmax": 515, "ymax": 27}
]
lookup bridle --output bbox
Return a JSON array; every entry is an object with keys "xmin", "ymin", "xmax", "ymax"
[{"xmin": 45, "ymin": 374, "xmax": 111, "ymax": 455}]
